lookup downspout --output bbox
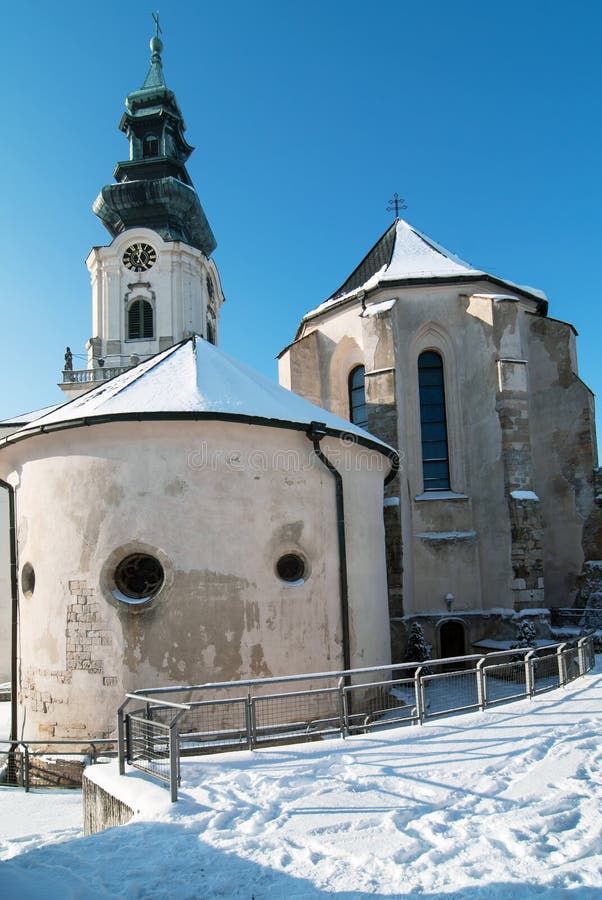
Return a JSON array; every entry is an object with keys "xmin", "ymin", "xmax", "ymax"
[
  {"xmin": 0, "ymin": 478, "xmax": 18, "ymax": 743},
  {"xmin": 306, "ymin": 422, "xmax": 351, "ymax": 675}
]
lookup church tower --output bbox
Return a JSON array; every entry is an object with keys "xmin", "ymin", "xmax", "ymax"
[{"xmin": 60, "ymin": 20, "xmax": 224, "ymax": 397}]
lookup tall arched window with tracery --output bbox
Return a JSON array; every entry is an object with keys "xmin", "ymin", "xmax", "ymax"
[
  {"xmin": 348, "ymin": 365, "xmax": 368, "ymax": 429},
  {"xmin": 128, "ymin": 299, "xmax": 154, "ymax": 340},
  {"xmin": 418, "ymin": 351, "xmax": 450, "ymax": 491}
]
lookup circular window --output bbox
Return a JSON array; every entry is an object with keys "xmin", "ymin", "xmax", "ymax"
[
  {"xmin": 276, "ymin": 553, "xmax": 306, "ymax": 584},
  {"xmin": 21, "ymin": 562, "xmax": 35, "ymax": 598},
  {"xmin": 114, "ymin": 553, "xmax": 164, "ymax": 603}
]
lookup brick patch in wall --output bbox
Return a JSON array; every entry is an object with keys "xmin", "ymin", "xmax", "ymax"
[{"xmin": 66, "ymin": 582, "xmax": 113, "ymax": 674}]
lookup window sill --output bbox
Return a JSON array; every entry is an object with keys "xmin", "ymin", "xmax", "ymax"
[{"xmin": 414, "ymin": 491, "xmax": 469, "ymax": 502}]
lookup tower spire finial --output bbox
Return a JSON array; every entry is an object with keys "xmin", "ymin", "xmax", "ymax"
[{"xmin": 150, "ymin": 11, "xmax": 163, "ymax": 59}]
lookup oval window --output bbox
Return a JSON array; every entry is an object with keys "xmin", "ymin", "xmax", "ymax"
[
  {"xmin": 21, "ymin": 562, "xmax": 35, "ymax": 598},
  {"xmin": 276, "ymin": 553, "xmax": 306, "ymax": 584},
  {"xmin": 113, "ymin": 553, "xmax": 164, "ymax": 604}
]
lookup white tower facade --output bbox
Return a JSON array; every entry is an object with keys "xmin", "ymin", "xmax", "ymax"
[{"xmin": 86, "ymin": 228, "xmax": 224, "ymax": 370}]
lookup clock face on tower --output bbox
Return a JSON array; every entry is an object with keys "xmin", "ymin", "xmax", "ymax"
[{"xmin": 123, "ymin": 243, "xmax": 157, "ymax": 272}]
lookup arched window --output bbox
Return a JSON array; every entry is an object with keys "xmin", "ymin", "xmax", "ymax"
[
  {"xmin": 143, "ymin": 134, "xmax": 159, "ymax": 158},
  {"xmin": 348, "ymin": 365, "xmax": 368, "ymax": 429},
  {"xmin": 418, "ymin": 351, "xmax": 450, "ymax": 491},
  {"xmin": 128, "ymin": 299, "xmax": 154, "ymax": 339},
  {"xmin": 206, "ymin": 317, "xmax": 216, "ymax": 345}
]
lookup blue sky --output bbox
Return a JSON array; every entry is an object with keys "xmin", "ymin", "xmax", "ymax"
[{"xmin": 1, "ymin": 1, "xmax": 600, "ymax": 455}]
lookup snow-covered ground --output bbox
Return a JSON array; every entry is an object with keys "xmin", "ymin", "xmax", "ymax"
[{"xmin": 2, "ymin": 665, "xmax": 602, "ymax": 898}]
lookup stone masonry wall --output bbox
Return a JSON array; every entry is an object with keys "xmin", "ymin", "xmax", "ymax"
[
  {"xmin": 20, "ymin": 579, "xmax": 115, "ymax": 740},
  {"xmin": 65, "ymin": 580, "xmax": 113, "ymax": 675},
  {"xmin": 496, "ymin": 358, "xmax": 544, "ymax": 608},
  {"xmin": 83, "ymin": 772, "xmax": 134, "ymax": 835},
  {"xmin": 363, "ymin": 308, "xmax": 403, "ymax": 657}
]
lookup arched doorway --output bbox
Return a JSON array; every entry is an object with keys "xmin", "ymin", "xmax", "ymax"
[{"xmin": 439, "ymin": 619, "xmax": 466, "ymax": 660}]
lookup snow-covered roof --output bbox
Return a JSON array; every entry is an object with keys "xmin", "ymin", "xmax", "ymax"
[
  {"xmin": 2, "ymin": 337, "xmax": 396, "ymax": 459},
  {"xmin": 386, "ymin": 219, "xmax": 478, "ymax": 278},
  {"xmin": 303, "ymin": 218, "xmax": 548, "ymax": 321},
  {"xmin": 0, "ymin": 403, "xmax": 63, "ymax": 426}
]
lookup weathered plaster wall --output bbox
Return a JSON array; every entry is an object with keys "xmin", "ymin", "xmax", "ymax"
[
  {"xmin": 280, "ymin": 278, "xmax": 598, "ymax": 636},
  {"xmin": 391, "ymin": 286, "xmax": 506, "ymax": 615},
  {"xmin": 0, "ymin": 420, "xmax": 391, "ymax": 740},
  {"xmin": 284, "ymin": 283, "xmax": 514, "ymax": 616}
]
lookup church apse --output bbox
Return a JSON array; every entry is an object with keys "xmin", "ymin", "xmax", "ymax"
[
  {"xmin": 279, "ymin": 215, "xmax": 599, "ymax": 657},
  {"xmin": 1, "ymin": 334, "xmax": 395, "ymax": 741}
]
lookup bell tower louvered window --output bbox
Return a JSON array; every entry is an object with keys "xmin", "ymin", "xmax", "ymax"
[
  {"xmin": 143, "ymin": 134, "xmax": 159, "ymax": 158},
  {"xmin": 349, "ymin": 365, "xmax": 368, "ymax": 429},
  {"xmin": 418, "ymin": 351, "xmax": 450, "ymax": 491},
  {"xmin": 128, "ymin": 299, "xmax": 154, "ymax": 339}
]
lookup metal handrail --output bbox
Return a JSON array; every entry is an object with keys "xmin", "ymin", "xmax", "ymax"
[
  {"xmin": 117, "ymin": 635, "xmax": 595, "ymax": 801},
  {"xmin": 0, "ymin": 738, "xmax": 117, "ymax": 792},
  {"xmin": 131, "ymin": 646, "xmax": 558, "ymax": 697}
]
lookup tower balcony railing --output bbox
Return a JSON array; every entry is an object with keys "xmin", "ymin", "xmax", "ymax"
[{"xmin": 61, "ymin": 365, "xmax": 132, "ymax": 385}]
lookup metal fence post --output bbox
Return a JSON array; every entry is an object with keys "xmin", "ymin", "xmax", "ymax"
[
  {"xmin": 586, "ymin": 634, "xmax": 594, "ymax": 671},
  {"xmin": 245, "ymin": 692, "xmax": 253, "ymax": 750},
  {"xmin": 556, "ymin": 642, "xmax": 567, "ymax": 686},
  {"xmin": 117, "ymin": 699, "xmax": 129, "ymax": 775},
  {"xmin": 338, "ymin": 677, "xmax": 348, "ymax": 738},
  {"xmin": 414, "ymin": 666, "xmax": 424, "ymax": 724},
  {"xmin": 249, "ymin": 696, "xmax": 257, "ymax": 749},
  {"xmin": 577, "ymin": 637, "xmax": 587, "ymax": 676},
  {"xmin": 145, "ymin": 702, "xmax": 154, "ymax": 761},
  {"xmin": 476, "ymin": 657, "xmax": 486, "ymax": 711},
  {"xmin": 16, "ymin": 745, "xmax": 24, "ymax": 788},
  {"xmin": 169, "ymin": 720, "xmax": 179, "ymax": 802},
  {"xmin": 23, "ymin": 744, "xmax": 30, "ymax": 792},
  {"xmin": 525, "ymin": 650, "xmax": 536, "ymax": 697}
]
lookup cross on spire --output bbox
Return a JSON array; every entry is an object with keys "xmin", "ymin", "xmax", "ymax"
[
  {"xmin": 387, "ymin": 193, "xmax": 407, "ymax": 219},
  {"xmin": 152, "ymin": 11, "xmax": 162, "ymax": 38}
]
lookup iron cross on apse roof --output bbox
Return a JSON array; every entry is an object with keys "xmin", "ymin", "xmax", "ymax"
[{"xmin": 387, "ymin": 193, "xmax": 407, "ymax": 218}]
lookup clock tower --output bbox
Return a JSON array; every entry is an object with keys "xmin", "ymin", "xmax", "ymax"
[{"xmin": 60, "ymin": 21, "xmax": 223, "ymax": 397}]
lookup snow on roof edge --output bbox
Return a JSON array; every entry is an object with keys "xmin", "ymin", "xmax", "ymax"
[{"xmin": 0, "ymin": 336, "xmax": 399, "ymax": 461}]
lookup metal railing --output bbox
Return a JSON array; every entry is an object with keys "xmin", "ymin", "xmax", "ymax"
[
  {"xmin": 118, "ymin": 695, "xmax": 188, "ymax": 802},
  {"xmin": 118, "ymin": 635, "xmax": 595, "ymax": 801},
  {"xmin": 551, "ymin": 608, "xmax": 602, "ymax": 629},
  {"xmin": 0, "ymin": 738, "xmax": 116, "ymax": 791}
]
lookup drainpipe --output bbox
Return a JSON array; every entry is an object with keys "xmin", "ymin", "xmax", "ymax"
[
  {"xmin": 306, "ymin": 422, "xmax": 351, "ymax": 675},
  {"xmin": 0, "ymin": 478, "xmax": 18, "ymax": 743}
]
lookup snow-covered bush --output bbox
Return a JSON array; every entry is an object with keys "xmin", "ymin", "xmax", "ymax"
[
  {"xmin": 404, "ymin": 622, "xmax": 432, "ymax": 673},
  {"xmin": 511, "ymin": 618, "xmax": 537, "ymax": 649}
]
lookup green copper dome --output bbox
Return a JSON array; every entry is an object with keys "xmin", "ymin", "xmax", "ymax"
[{"xmin": 93, "ymin": 21, "xmax": 216, "ymax": 256}]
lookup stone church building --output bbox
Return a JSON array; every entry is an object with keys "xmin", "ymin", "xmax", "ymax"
[
  {"xmin": 0, "ymin": 26, "xmax": 600, "ymax": 741},
  {"xmin": 279, "ymin": 218, "xmax": 601, "ymax": 657}
]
